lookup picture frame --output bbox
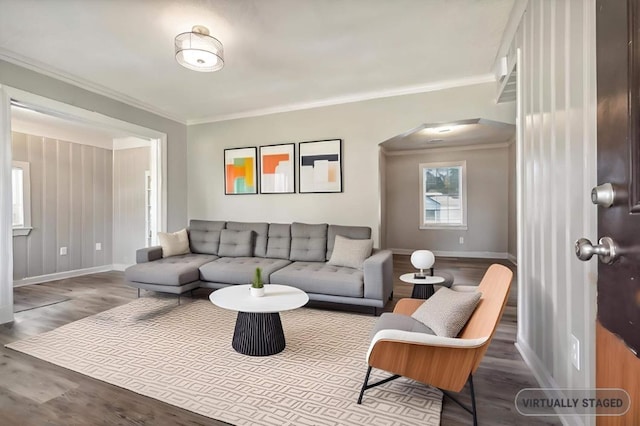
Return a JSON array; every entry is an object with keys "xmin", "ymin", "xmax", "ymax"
[
  {"xmin": 259, "ymin": 143, "xmax": 296, "ymax": 194},
  {"xmin": 298, "ymin": 139, "xmax": 343, "ymax": 193},
  {"xmin": 224, "ymin": 147, "xmax": 258, "ymax": 195}
]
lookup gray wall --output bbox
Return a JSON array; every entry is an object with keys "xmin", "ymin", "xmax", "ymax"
[
  {"xmin": 188, "ymin": 83, "xmax": 516, "ymax": 246},
  {"xmin": 12, "ymin": 131, "xmax": 113, "ymax": 280},
  {"xmin": 113, "ymin": 147, "xmax": 150, "ymax": 266},
  {"xmin": 512, "ymin": 0, "xmax": 597, "ymax": 404},
  {"xmin": 0, "ymin": 59, "xmax": 187, "ymax": 231},
  {"xmin": 508, "ymin": 139, "xmax": 517, "ymax": 259},
  {"xmin": 385, "ymin": 145, "xmax": 509, "ymax": 256}
]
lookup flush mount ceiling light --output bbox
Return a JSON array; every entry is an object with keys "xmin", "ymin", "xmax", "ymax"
[{"xmin": 175, "ymin": 25, "xmax": 224, "ymax": 72}]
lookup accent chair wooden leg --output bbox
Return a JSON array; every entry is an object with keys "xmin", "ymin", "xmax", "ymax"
[
  {"xmin": 357, "ymin": 366, "xmax": 373, "ymax": 404},
  {"xmin": 178, "ymin": 295, "xmax": 181, "ymax": 306},
  {"xmin": 137, "ymin": 288, "xmax": 140, "ymax": 298}
]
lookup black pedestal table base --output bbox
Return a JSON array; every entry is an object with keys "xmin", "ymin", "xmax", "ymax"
[
  {"xmin": 232, "ymin": 312, "xmax": 286, "ymax": 356},
  {"xmin": 411, "ymin": 283, "xmax": 435, "ymax": 299}
]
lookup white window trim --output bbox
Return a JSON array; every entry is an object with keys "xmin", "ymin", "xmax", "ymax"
[
  {"xmin": 12, "ymin": 160, "xmax": 32, "ymax": 237},
  {"xmin": 419, "ymin": 160, "xmax": 468, "ymax": 230}
]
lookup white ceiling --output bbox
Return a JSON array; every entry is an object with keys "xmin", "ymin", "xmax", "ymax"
[
  {"xmin": 380, "ymin": 118, "xmax": 515, "ymax": 151},
  {"xmin": 0, "ymin": 0, "xmax": 514, "ymax": 124}
]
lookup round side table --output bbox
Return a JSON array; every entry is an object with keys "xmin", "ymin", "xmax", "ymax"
[{"xmin": 399, "ymin": 273, "xmax": 445, "ymax": 299}]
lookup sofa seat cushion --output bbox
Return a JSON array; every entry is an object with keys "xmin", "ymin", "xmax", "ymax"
[
  {"xmin": 125, "ymin": 254, "xmax": 218, "ymax": 286},
  {"xmin": 199, "ymin": 257, "xmax": 291, "ymax": 285},
  {"xmin": 369, "ymin": 313, "xmax": 435, "ymax": 339},
  {"xmin": 270, "ymin": 262, "xmax": 364, "ymax": 298}
]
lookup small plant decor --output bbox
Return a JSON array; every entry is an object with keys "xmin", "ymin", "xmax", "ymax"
[
  {"xmin": 250, "ymin": 267, "xmax": 265, "ymax": 297},
  {"xmin": 252, "ymin": 267, "xmax": 264, "ymax": 288}
]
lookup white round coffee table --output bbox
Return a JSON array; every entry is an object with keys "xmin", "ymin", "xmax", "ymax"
[
  {"xmin": 209, "ymin": 284, "xmax": 309, "ymax": 356},
  {"xmin": 399, "ymin": 273, "xmax": 445, "ymax": 299}
]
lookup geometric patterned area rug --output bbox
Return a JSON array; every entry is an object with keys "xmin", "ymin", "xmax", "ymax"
[{"xmin": 6, "ymin": 297, "xmax": 442, "ymax": 425}]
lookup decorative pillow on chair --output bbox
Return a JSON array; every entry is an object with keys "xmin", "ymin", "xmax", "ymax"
[
  {"xmin": 157, "ymin": 229, "xmax": 191, "ymax": 258},
  {"xmin": 327, "ymin": 235, "xmax": 373, "ymax": 269},
  {"xmin": 218, "ymin": 229, "xmax": 254, "ymax": 257},
  {"xmin": 411, "ymin": 287, "xmax": 482, "ymax": 337}
]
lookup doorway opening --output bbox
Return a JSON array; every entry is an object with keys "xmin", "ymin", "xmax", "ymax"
[{"xmin": 4, "ymin": 87, "xmax": 167, "ymax": 291}]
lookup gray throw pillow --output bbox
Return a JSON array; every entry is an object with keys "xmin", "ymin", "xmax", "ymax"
[
  {"xmin": 217, "ymin": 229, "xmax": 253, "ymax": 257},
  {"xmin": 327, "ymin": 235, "xmax": 373, "ymax": 269},
  {"xmin": 411, "ymin": 288, "xmax": 482, "ymax": 337}
]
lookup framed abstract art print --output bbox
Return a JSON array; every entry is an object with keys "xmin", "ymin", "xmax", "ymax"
[
  {"xmin": 298, "ymin": 139, "xmax": 343, "ymax": 193},
  {"xmin": 224, "ymin": 147, "xmax": 258, "ymax": 195},
  {"xmin": 259, "ymin": 143, "xmax": 295, "ymax": 194}
]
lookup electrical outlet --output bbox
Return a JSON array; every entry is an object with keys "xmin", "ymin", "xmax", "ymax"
[
  {"xmin": 95, "ymin": 243, "xmax": 102, "ymax": 251},
  {"xmin": 459, "ymin": 237, "xmax": 464, "ymax": 244},
  {"xmin": 59, "ymin": 247, "xmax": 67, "ymax": 256},
  {"xmin": 570, "ymin": 334, "xmax": 580, "ymax": 370}
]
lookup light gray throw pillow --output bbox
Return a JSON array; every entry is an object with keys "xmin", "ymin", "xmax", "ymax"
[
  {"xmin": 411, "ymin": 287, "xmax": 482, "ymax": 337},
  {"xmin": 157, "ymin": 229, "xmax": 190, "ymax": 258},
  {"xmin": 327, "ymin": 235, "xmax": 373, "ymax": 269},
  {"xmin": 217, "ymin": 229, "xmax": 253, "ymax": 257}
]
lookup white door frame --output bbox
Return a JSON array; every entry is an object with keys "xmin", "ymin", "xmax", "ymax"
[{"xmin": 0, "ymin": 86, "xmax": 168, "ymax": 309}]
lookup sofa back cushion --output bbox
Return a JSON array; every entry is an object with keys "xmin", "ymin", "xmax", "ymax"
[
  {"xmin": 290, "ymin": 222, "xmax": 328, "ymax": 262},
  {"xmin": 326, "ymin": 225, "xmax": 372, "ymax": 260},
  {"xmin": 218, "ymin": 229, "xmax": 254, "ymax": 257},
  {"xmin": 189, "ymin": 220, "xmax": 226, "ymax": 255},
  {"xmin": 266, "ymin": 223, "xmax": 291, "ymax": 259},
  {"xmin": 226, "ymin": 221, "xmax": 269, "ymax": 257}
]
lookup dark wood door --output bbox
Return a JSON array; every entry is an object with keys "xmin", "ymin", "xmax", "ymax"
[{"xmin": 596, "ymin": 0, "xmax": 640, "ymax": 422}]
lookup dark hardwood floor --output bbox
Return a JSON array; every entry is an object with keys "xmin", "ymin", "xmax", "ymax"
[{"xmin": 0, "ymin": 257, "xmax": 560, "ymax": 425}]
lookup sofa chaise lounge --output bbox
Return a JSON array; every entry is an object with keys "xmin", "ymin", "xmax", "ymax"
[{"xmin": 125, "ymin": 220, "xmax": 394, "ymax": 311}]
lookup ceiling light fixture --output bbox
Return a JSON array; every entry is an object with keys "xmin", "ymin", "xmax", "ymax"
[{"xmin": 175, "ymin": 25, "xmax": 224, "ymax": 72}]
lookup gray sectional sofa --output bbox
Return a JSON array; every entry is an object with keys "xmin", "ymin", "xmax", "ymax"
[{"xmin": 125, "ymin": 220, "xmax": 394, "ymax": 310}]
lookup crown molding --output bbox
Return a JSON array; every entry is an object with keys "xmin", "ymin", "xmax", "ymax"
[
  {"xmin": 382, "ymin": 142, "xmax": 511, "ymax": 156},
  {"xmin": 0, "ymin": 49, "xmax": 187, "ymax": 124},
  {"xmin": 188, "ymin": 73, "xmax": 496, "ymax": 125}
]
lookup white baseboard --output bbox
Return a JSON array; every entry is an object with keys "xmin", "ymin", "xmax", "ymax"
[
  {"xmin": 0, "ymin": 304, "xmax": 13, "ymax": 325},
  {"xmin": 390, "ymin": 248, "xmax": 509, "ymax": 259},
  {"xmin": 508, "ymin": 253, "xmax": 518, "ymax": 265},
  {"xmin": 111, "ymin": 264, "xmax": 132, "ymax": 272},
  {"xmin": 13, "ymin": 265, "xmax": 115, "ymax": 287},
  {"xmin": 515, "ymin": 339, "xmax": 583, "ymax": 426}
]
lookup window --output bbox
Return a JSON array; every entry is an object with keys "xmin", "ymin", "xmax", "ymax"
[
  {"xmin": 419, "ymin": 161, "xmax": 467, "ymax": 229},
  {"xmin": 11, "ymin": 161, "xmax": 32, "ymax": 236}
]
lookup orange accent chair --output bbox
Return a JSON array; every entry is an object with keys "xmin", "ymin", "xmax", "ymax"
[{"xmin": 357, "ymin": 264, "xmax": 513, "ymax": 425}]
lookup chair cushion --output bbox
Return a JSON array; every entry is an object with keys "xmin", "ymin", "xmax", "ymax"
[
  {"xmin": 157, "ymin": 229, "xmax": 190, "ymax": 258},
  {"xmin": 290, "ymin": 222, "xmax": 327, "ymax": 262},
  {"xmin": 266, "ymin": 223, "xmax": 291, "ymax": 259},
  {"xmin": 125, "ymin": 254, "xmax": 217, "ymax": 286},
  {"xmin": 369, "ymin": 313, "xmax": 435, "ymax": 339},
  {"xmin": 189, "ymin": 220, "xmax": 226, "ymax": 255},
  {"xmin": 270, "ymin": 261, "xmax": 363, "ymax": 297},
  {"xmin": 218, "ymin": 230, "xmax": 254, "ymax": 257},
  {"xmin": 199, "ymin": 257, "xmax": 291, "ymax": 284},
  {"xmin": 328, "ymin": 235, "xmax": 373, "ymax": 269},
  {"xmin": 326, "ymin": 225, "xmax": 372, "ymax": 260},
  {"xmin": 226, "ymin": 221, "xmax": 269, "ymax": 257},
  {"xmin": 411, "ymin": 287, "xmax": 482, "ymax": 337}
]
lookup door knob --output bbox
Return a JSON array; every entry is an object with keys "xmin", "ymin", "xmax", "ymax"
[
  {"xmin": 591, "ymin": 183, "xmax": 615, "ymax": 208},
  {"xmin": 575, "ymin": 237, "xmax": 620, "ymax": 264}
]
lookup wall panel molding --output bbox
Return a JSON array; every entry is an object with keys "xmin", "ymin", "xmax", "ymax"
[
  {"xmin": 12, "ymin": 131, "xmax": 113, "ymax": 280},
  {"xmin": 513, "ymin": 0, "xmax": 598, "ymax": 416}
]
